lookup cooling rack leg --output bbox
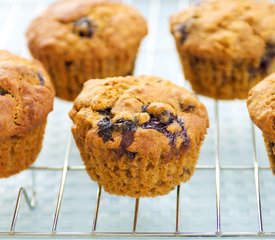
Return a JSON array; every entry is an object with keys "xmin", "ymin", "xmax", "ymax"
[
  {"xmin": 214, "ymin": 101, "xmax": 222, "ymax": 237},
  {"xmin": 175, "ymin": 185, "xmax": 181, "ymax": 234},
  {"xmin": 52, "ymin": 134, "xmax": 72, "ymax": 233},
  {"xmin": 9, "ymin": 168, "xmax": 37, "ymax": 233},
  {"xmin": 251, "ymin": 123, "xmax": 264, "ymax": 236},
  {"xmin": 132, "ymin": 198, "xmax": 139, "ymax": 233},
  {"xmin": 9, "ymin": 188, "xmax": 36, "ymax": 233},
  {"xmin": 92, "ymin": 186, "xmax": 102, "ymax": 232}
]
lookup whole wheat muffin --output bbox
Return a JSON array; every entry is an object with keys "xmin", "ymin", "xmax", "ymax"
[
  {"xmin": 0, "ymin": 50, "xmax": 54, "ymax": 178},
  {"xmin": 69, "ymin": 76, "xmax": 209, "ymax": 197},
  {"xmin": 26, "ymin": 0, "xmax": 147, "ymax": 101},
  {"xmin": 170, "ymin": 0, "xmax": 275, "ymax": 100},
  {"xmin": 247, "ymin": 73, "xmax": 275, "ymax": 173}
]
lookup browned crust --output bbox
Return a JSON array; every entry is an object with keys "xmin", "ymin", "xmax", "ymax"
[
  {"xmin": 69, "ymin": 76, "xmax": 209, "ymax": 197},
  {"xmin": 0, "ymin": 50, "xmax": 54, "ymax": 141},
  {"xmin": 170, "ymin": 0, "xmax": 275, "ymax": 99},
  {"xmin": 0, "ymin": 122, "xmax": 46, "ymax": 178},
  {"xmin": 26, "ymin": 0, "xmax": 147, "ymax": 100},
  {"xmin": 170, "ymin": 0, "xmax": 275, "ymax": 61},
  {"xmin": 247, "ymin": 73, "xmax": 275, "ymax": 141}
]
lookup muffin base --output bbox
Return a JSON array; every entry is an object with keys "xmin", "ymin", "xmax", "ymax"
[
  {"xmin": 72, "ymin": 128, "xmax": 203, "ymax": 198},
  {"xmin": 0, "ymin": 122, "xmax": 46, "ymax": 178},
  {"xmin": 263, "ymin": 134, "xmax": 275, "ymax": 174},
  {"xmin": 179, "ymin": 52, "xmax": 275, "ymax": 100},
  {"xmin": 31, "ymin": 49, "xmax": 137, "ymax": 101}
]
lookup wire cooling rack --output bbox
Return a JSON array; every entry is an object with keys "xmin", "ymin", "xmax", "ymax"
[{"xmin": 1, "ymin": 0, "xmax": 275, "ymax": 239}]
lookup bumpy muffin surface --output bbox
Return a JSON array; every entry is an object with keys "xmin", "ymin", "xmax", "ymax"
[
  {"xmin": 70, "ymin": 76, "xmax": 209, "ymax": 197},
  {"xmin": 170, "ymin": 0, "xmax": 275, "ymax": 99},
  {"xmin": 171, "ymin": 0, "xmax": 275, "ymax": 62},
  {"xmin": 0, "ymin": 50, "xmax": 54, "ymax": 141},
  {"xmin": 247, "ymin": 74, "xmax": 275, "ymax": 141},
  {"xmin": 27, "ymin": 0, "xmax": 147, "ymax": 56},
  {"xmin": 247, "ymin": 73, "xmax": 275, "ymax": 173},
  {"xmin": 26, "ymin": 0, "xmax": 147, "ymax": 100},
  {"xmin": 0, "ymin": 50, "xmax": 54, "ymax": 178}
]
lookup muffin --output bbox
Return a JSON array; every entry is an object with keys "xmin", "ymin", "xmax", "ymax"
[
  {"xmin": 69, "ymin": 75, "xmax": 209, "ymax": 197},
  {"xmin": 26, "ymin": 0, "xmax": 147, "ymax": 101},
  {"xmin": 170, "ymin": 0, "xmax": 275, "ymax": 100},
  {"xmin": 0, "ymin": 50, "xmax": 54, "ymax": 178},
  {"xmin": 247, "ymin": 73, "xmax": 275, "ymax": 173}
]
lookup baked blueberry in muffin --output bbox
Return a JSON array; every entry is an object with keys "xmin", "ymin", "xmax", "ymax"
[{"xmin": 73, "ymin": 17, "xmax": 96, "ymax": 38}]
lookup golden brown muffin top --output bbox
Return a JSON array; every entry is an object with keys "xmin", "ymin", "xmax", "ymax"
[
  {"xmin": 26, "ymin": 0, "xmax": 147, "ymax": 59},
  {"xmin": 70, "ymin": 76, "xmax": 209, "ymax": 159},
  {"xmin": 170, "ymin": 0, "xmax": 275, "ymax": 62},
  {"xmin": 247, "ymin": 73, "xmax": 275, "ymax": 141},
  {"xmin": 0, "ymin": 50, "xmax": 54, "ymax": 140}
]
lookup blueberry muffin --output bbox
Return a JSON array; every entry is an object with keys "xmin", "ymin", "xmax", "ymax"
[
  {"xmin": 170, "ymin": 0, "xmax": 275, "ymax": 99},
  {"xmin": 69, "ymin": 75, "xmax": 209, "ymax": 197},
  {"xmin": 26, "ymin": 0, "xmax": 147, "ymax": 101},
  {"xmin": 0, "ymin": 50, "xmax": 54, "ymax": 178},
  {"xmin": 247, "ymin": 73, "xmax": 275, "ymax": 173}
]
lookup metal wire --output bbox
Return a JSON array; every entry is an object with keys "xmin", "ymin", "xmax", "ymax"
[
  {"xmin": 175, "ymin": 185, "xmax": 181, "ymax": 234},
  {"xmin": 29, "ymin": 164, "xmax": 271, "ymax": 171},
  {"xmin": 1, "ymin": 231, "xmax": 275, "ymax": 238},
  {"xmin": 92, "ymin": 186, "xmax": 102, "ymax": 232},
  {"xmin": 214, "ymin": 101, "xmax": 222, "ymax": 237},
  {"xmin": 9, "ymin": 186, "xmax": 36, "ymax": 233},
  {"xmin": 251, "ymin": 123, "xmax": 264, "ymax": 236},
  {"xmin": 52, "ymin": 134, "xmax": 72, "ymax": 233},
  {"xmin": 132, "ymin": 198, "xmax": 140, "ymax": 233}
]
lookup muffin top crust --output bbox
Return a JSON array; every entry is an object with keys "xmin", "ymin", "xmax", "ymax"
[
  {"xmin": 170, "ymin": 0, "xmax": 275, "ymax": 63},
  {"xmin": 247, "ymin": 73, "xmax": 275, "ymax": 141},
  {"xmin": 69, "ymin": 76, "xmax": 209, "ymax": 160},
  {"xmin": 0, "ymin": 50, "xmax": 54, "ymax": 140},
  {"xmin": 26, "ymin": 0, "xmax": 147, "ymax": 59}
]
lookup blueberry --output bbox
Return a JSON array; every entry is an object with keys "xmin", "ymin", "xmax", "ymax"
[
  {"xmin": 249, "ymin": 43, "xmax": 275, "ymax": 77},
  {"xmin": 97, "ymin": 108, "xmax": 112, "ymax": 116},
  {"xmin": 115, "ymin": 119, "xmax": 137, "ymax": 132},
  {"xmin": 97, "ymin": 117, "xmax": 114, "ymax": 142},
  {"xmin": 112, "ymin": 119, "xmax": 137, "ymax": 159},
  {"xmin": 0, "ymin": 88, "xmax": 8, "ymax": 96},
  {"xmin": 120, "ymin": 131, "xmax": 135, "ymax": 150},
  {"xmin": 126, "ymin": 151, "xmax": 137, "ymax": 160},
  {"xmin": 159, "ymin": 111, "xmax": 174, "ymax": 124},
  {"xmin": 259, "ymin": 44, "xmax": 275, "ymax": 71},
  {"xmin": 176, "ymin": 23, "xmax": 188, "ymax": 44},
  {"xmin": 37, "ymin": 72, "xmax": 45, "ymax": 86},
  {"xmin": 65, "ymin": 61, "xmax": 73, "ymax": 68},
  {"xmin": 141, "ymin": 114, "xmax": 190, "ymax": 150},
  {"xmin": 114, "ymin": 149, "xmax": 137, "ymax": 160},
  {"xmin": 73, "ymin": 17, "xmax": 95, "ymax": 38},
  {"xmin": 141, "ymin": 105, "xmax": 148, "ymax": 112},
  {"xmin": 176, "ymin": 116, "xmax": 184, "ymax": 128},
  {"xmin": 141, "ymin": 117, "xmax": 167, "ymax": 132},
  {"xmin": 269, "ymin": 140, "xmax": 275, "ymax": 154}
]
